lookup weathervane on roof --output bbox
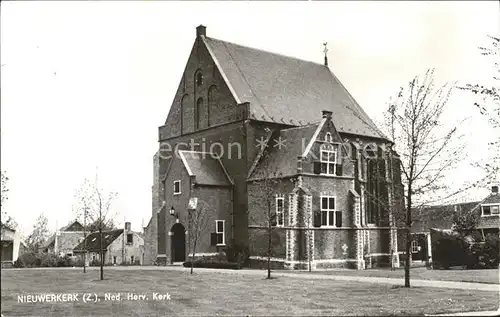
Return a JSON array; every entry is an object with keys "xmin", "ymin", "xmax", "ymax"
[{"xmin": 323, "ymin": 42, "xmax": 328, "ymax": 66}]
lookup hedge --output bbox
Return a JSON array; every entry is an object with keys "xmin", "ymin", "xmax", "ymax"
[{"xmin": 183, "ymin": 260, "xmax": 242, "ymax": 270}]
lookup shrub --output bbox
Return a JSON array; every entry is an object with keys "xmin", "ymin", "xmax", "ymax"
[
  {"xmin": 15, "ymin": 251, "xmax": 42, "ymax": 268},
  {"xmin": 183, "ymin": 260, "xmax": 242, "ymax": 270},
  {"xmin": 40, "ymin": 253, "xmax": 58, "ymax": 267},
  {"xmin": 90, "ymin": 259, "xmax": 101, "ymax": 267},
  {"xmin": 225, "ymin": 244, "xmax": 250, "ymax": 266}
]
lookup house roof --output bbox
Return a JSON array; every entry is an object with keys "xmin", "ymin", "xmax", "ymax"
[
  {"xmin": 472, "ymin": 191, "xmax": 500, "ymax": 229},
  {"xmin": 73, "ymin": 229, "xmax": 123, "ymax": 253},
  {"xmin": 248, "ymin": 123, "xmax": 320, "ymax": 181},
  {"xmin": 203, "ymin": 36, "xmax": 387, "ymax": 140},
  {"xmin": 43, "ymin": 220, "xmax": 84, "ymax": 249},
  {"xmin": 479, "ymin": 192, "xmax": 500, "ymax": 205},
  {"xmin": 411, "ymin": 201, "xmax": 481, "ymax": 233},
  {"xmin": 179, "ymin": 151, "xmax": 233, "ymax": 186},
  {"xmin": 45, "ymin": 232, "xmax": 84, "ymax": 252}
]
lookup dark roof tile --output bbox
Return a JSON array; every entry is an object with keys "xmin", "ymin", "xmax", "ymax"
[
  {"xmin": 73, "ymin": 230, "xmax": 123, "ymax": 253},
  {"xmin": 204, "ymin": 37, "xmax": 387, "ymax": 140},
  {"xmin": 180, "ymin": 151, "xmax": 232, "ymax": 186}
]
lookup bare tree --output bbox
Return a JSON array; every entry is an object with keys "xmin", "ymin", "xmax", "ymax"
[
  {"xmin": 1, "ymin": 170, "xmax": 17, "ymax": 230},
  {"xmin": 186, "ymin": 198, "xmax": 212, "ymax": 274},
  {"xmin": 26, "ymin": 213, "xmax": 51, "ymax": 253},
  {"xmin": 248, "ymin": 150, "xmax": 284, "ymax": 280},
  {"xmin": 383, "ymin": 69, "xmax": 466, "ymax": 287},
  {"xmin": 458, "ymin": 35, "xmax": 499, "ymax": 184},
  {"xmin": 1, "ymin": 170, "xmax": 8, "ymax": 207},
  {"xmin": 73, "ymin": 176, "xmax": 117, "ymax": 280}
]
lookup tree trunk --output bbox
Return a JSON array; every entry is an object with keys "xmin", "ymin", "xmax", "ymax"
[
  {"xmin": 404, "ymin": 183, "xmax": 412, "ymax": 288},
  {"xmin": 267, "ymin": 222, "xmax": 272, "ymax": 279},
  {"xmin": 99, "ymin": 227, "xmax": 104, "ymax": 280},
  {"xmin": 191, "ymin": 240, "xmax": 196, "ymax": 275}
]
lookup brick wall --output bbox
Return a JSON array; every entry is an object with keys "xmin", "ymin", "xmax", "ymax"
[
  {"xmin": 302, "ymin": 175, "xmax": 355, "ymax": 227},
  {"xmin": 186, "ymin": 186, "xmax": 232, "ymax": 256},
  {"xmin": 158, "ymin": 36, "xmax": 239, "ymax": 140}
]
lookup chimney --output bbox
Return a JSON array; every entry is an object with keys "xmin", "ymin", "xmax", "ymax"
[
  {"xmin": 125, "ymin": 222, "xmax": 131, "ymax": 232},
  {"xmin": 322, "ymin": 110, "xmax": 332, "ymax": 119},
  {"xmin": 492, "ymin": 185, "xmax": 499, "ymax": 194},
  {"xmin": 196, "ymin": 25, "xmax": 206, "ymax": 37}
]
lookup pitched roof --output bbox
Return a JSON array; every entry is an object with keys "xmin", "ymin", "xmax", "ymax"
[
  {"xmin": 203, "ymin": 36, "xmax": 387, "ymax": 140},
  {"xmin": 43, "ymin": 220, "xmax": 84, "ymax": 249},
  {"xmin": 248, "ymin": 123, "xmax": 320, "ymax": 181},
  {"xmin": 480, "ymin": 192, "xmax": 500, "ymax": 205},
  {"xmin": 411, "ymin": 201, "xmax": 481, "ymax": 233},
  {"xmin": 472, "ymin": 192, "xmax": 500, "ymax": 229},
  {"xmin": 44, "ymin": 232, "xmax": 84, "ymax": 252},
  {"xmin": 73, "ymin": 229, "xmax": 123, "ymax": 253},
  {"xmin": 179, "ymin": 151, "xmax": 233, "ymax": 186}
]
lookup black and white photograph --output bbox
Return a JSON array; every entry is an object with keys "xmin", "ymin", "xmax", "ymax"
[{"xmin": 1, "ymin": 1, "xmax": 499, "ymax": 316}]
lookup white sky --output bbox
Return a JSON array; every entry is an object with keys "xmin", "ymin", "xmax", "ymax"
[{"xmin": 1, "ymin": 1, "xmax": 499, "ymax": 236}]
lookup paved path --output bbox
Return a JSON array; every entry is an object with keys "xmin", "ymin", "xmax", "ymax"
[
  {"xmin": 8, "ymin": 266, "xmax": 499, "ymax": 292},
  {"xmin": 426, "ymin": 310, "xmax": 500, "ymax": 316}
]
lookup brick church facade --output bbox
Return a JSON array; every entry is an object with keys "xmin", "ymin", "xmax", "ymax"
[{"xmin": 143, "ymin": 25, "xmax": 404, "ymax": 270}]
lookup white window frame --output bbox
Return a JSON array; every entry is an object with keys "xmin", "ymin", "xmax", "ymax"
[
  {"xmin": 320, "ymin": 147, "xmax": 337, "ymax": 175},
  {"xmin": 481, "ymin": 204, "xmax": 499, "ymax": 216},
  {"xmin": 411, "ymin": 240, "xmax": 419, "ymax": 253},
  {"xmin": 320, "ymin": 196, "xmax": 337, "ymax": 227},
  {"xmin": 173, "ymin": 180, "xmax": 181, "ymax": 195},
  {"xmin": 275, "ymin": 195, "xmax": 285, "ymax": 227},
  {"xmin": 215, "ymin": 220, "xmax": 225, "ymax": 246}
]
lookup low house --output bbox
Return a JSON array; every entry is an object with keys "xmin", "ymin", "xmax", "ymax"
[
  {"xmin": 410, "ymin": 185, "xmax": 500, "ymax": 263},
  {"xmin": 1, "ymin": 223, "xmax": 24, "ymax": 267},
  {"xmin": 43, "ymin": 220, "xmax": 85, "ymax": 257},
  {"xmin": 469, "ymin": 185, "xmax": 500, "ymax": 239},
  {"xmin": 73, "ymin": 222, "xmax": 145, "ymax": 265}
]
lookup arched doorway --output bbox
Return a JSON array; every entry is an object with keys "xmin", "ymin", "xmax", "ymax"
[{"xmin": 171, "ymin": 223, "xmax": 186, "ymax": 263}]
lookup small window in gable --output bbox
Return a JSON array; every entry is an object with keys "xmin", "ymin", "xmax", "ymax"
[
  {"xmin": 324, "ymin": 132, "xmax": 333, "ymax": 143},
  {"xmin": 174, "ymin": 180, "xmax": 181, "ymax": 195},
  {"xmin": 196, "ymin": 71, "xmax": 203, "ymax": 86}
]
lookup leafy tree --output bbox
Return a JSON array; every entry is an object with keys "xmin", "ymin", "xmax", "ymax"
[{"xmin": 25, "ymin": 213, "xmax": 51, "ymax": 253}]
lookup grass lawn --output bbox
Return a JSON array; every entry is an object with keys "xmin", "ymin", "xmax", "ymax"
[
  {"xmin": 296, "ymin": 266, "xmax": 500, "ymax": 284},
  {"xmin": 1, "ymin": 268, "xmax": 499, "ymax": 316}
]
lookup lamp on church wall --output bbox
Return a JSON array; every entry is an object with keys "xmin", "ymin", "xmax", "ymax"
[{"xmin": 169, "ymin": 206, "xmax": 176, "ymax": 217}]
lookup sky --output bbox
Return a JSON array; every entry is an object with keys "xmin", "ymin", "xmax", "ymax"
[{"xmin": 1, "ymin": 1, "xmax": 499, "ymax": 236}]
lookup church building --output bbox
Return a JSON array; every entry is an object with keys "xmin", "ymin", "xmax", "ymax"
[{"xmin": 143, "ymin": 25, "xmax": 404, "ymax": 270}]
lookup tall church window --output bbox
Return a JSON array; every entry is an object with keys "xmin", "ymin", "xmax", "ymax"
[
  {"xmin": 208, "ymin": 85, "xmax": 218, "ymax": 127},
  {"xmin": 195, "ymin": 70, "xmax": 203, "ymax": 86},
  {"xmin": 196, "ymin": 98, "xmax": 204, "ymax": 130}
]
